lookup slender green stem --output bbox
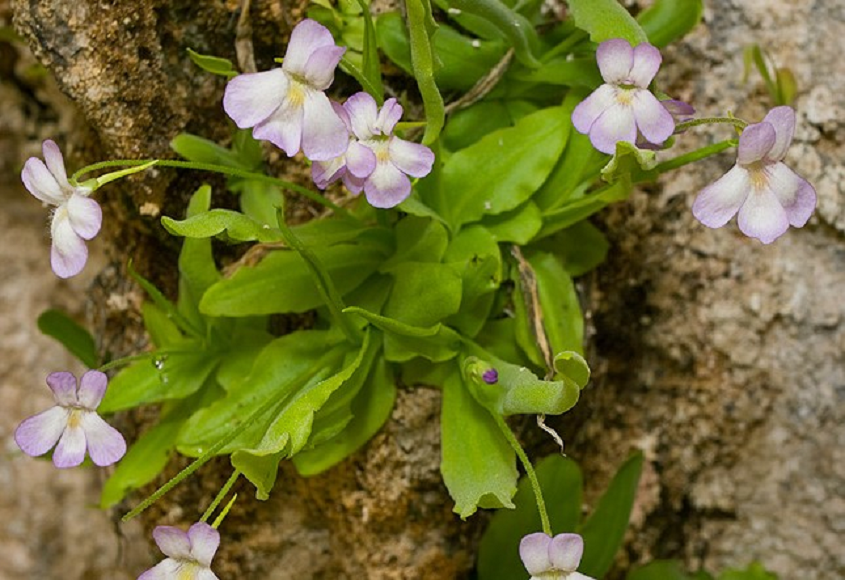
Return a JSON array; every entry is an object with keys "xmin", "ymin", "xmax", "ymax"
[
  {"xmin": 405, "ymin": 0, "xmax": 445, "ymax": 145},
  {"xmin": 674, "ymin": 116, "xmax": 747, "ymax": 133},
  {"xmin": 71, "ymin": 159, "xmax": 353, "ymax": 218},
  {"xmin": 650, "ymin": 138, "xmax": 737, "ymax": 177},
  {"xmin": 275, "ymin": 208, "xmax": 363, "ymax": 345},
  {"xmin": 121, "ymin": 395, "xmax": 284, "ymax": 522},
  {"xmin": 97, "ymin": 353, "xmax": 154, "ymax": 373},
  {"xmin": 492, "ymin": 413, "xmax": 552, "ymax": 536},
  {"xmin": 212, "ymin": 493, "xmax": 239, "ymax": 529},
  {"xmin": 200, "ymin": 470, "xmax": 241, "ymax": 524},
  {"xmin": 541, "ymin": 29, "xmax": 589, "ymax": 63}
]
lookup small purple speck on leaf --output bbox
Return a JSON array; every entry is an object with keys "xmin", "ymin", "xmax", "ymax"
[{"xmin": 482, "ymin": 368, "xmax": 499, "ymax": 384}]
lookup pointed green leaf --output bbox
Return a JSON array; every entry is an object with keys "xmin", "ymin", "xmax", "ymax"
[
  {"xmin": 36, "ymin": 309, "xmax": 98, "ymax": 368},
  {"xmin": 186, "ymin": 48, "xmax": 238, "ymax": 77}
]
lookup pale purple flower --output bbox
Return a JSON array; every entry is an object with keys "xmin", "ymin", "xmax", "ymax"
[
  {"xmin": 139, "ymin": 522, "xmax": 220, "ymax": 580},
  {"xmin": 692, "ymin": 106, "xmax": 816, "ymax": 244},
  {"xmin": 520, "ymin": 533, "xmax": 595, "ymax": 580},
  {"xmin": 21, "ymin": 140, "xmax": 102, "ymax": 278},
  {"xmin": 572, "ymin": 39, "xmax": 675, "ymax": 154},
  {"xmin": 14, "ymin": 371, "xmax": 126, "ymax": 468},
  {"xmin": 637, "ymin": 99, "xmax": 695, "ymax": 150},
  {"xmin": 312, "ymin": 92, "xmax": 435, "ymax": 208},
  {"xmin": 223, "ymin": 19, "xmax": 348, "ymax": 161}
]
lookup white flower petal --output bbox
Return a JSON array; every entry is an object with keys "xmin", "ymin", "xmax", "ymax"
[
  {"xmin": 629, "ymin": 43, "xmax": 662, "ymax": 88},
  {"xmin": 77, "ymin": 370, "xmax": 108, "ymax": 409},
  {"xmin": 283, "ymin": 19, "xmax": 338, "ymax": 77},
  {"xmin": 692, "ymin": 165, "xmax": 751, "ymax": 228},
  {"xmin": 588, "ymin": 102, "xmax": 637, "ymax": 155},
  {"xmin": 389, "ymin": 137, "xmax": 434, "ymax": 178},
  {"xmin": 67, "ymin": 194, "xmax": 102, "ymax": 240},
  {"xmin": 344, "ymin": 92, "xmax": 380, "ymax": 140},
  {"xmin": 766, "ymin": 162, "xmax": 816, "ymax": 227},
  {"xmin": 46, "ymin": 371, "xmax": 79, "ymax": 406},
  {"xmin": 196, "ymin": 568, "xmax": 221, "ymax": 580},
  {"xmin": 223, "ymin": 69, "xmax": 288, "ymax": 129},
  {"xmin": 631, "ymin": 90, "xmax": 675, "ymax": 146},
  {"xmin": 42, "ymin": 140, "xmax": 71, "ymax": 189},
  {"xmin": 154, "ymin": 526, "xmax": 194, "ymax": 560},
  {"xmin": 22, "ymin": 157, "xmax": 66, "ymax": 206},
  {"xmin": 15, "ymin": 406, "xmax": 69, "ymax": 457},
  {"xmin": 342, "ymin": 172, "xmax": 365, "ymax": 195},
  {"xmin": 364, "ymin": 162, "xmax": 411, "ymax": 208},
  {"xmin": 762, "ymin": 106, "xmax": 796, "ymax": 161},
  {"xmin": 138, "ymin": 558, "xmax": 183, "ymax": 580},
  {"xmin": 376, "ymin": 98, "xmax": 403, "ymax": 135},
  {"xmin": 301, "ymin": 90, "xmax": 349, "ymax": 161},
  {"xmin": 569, "ymin": 572, "xmax": 597, "ymax": 580},
  {"xmin": 596, "ymin": 39, "xmax": 633, "ymax": 84},
  {"xmin": 571, "ymin": 84, "xmax": 617, "ymax": 135},
  {"xmin": 50, "ymin": 208, "xmax": 88, "ymax": 278},
  {"xmin": 52, "ymin": 422, "xmax": 87, "ymax": 468},
  {"xmin": 519, "ymin": 533, "xmax": 553, "ymax": 575},
  {"xmin": 188, "ymin": 523, "xmax": 221, "ymax": 567},
  {"xmin": 737, "ymin": 188, "xmax": 790, "ymax": 244},
  {"xmin": 346, "ymin": 141, "xmax": 377, "ymax": 179},
  {"xmin": 302, "ymin": 45, "xmax": 346, "ymax": 90},
  {"xmin": 549, "ymin": 533, "xmax": 584, "ymax": 572},
  {"xmin": 253, "ymin": 93, "xmax": 305, "ymax": 157},
  {"xmin": 80, "ymin": 411, "xmax": 126, "ymax": 466},
  {"xmin": 312, "ymin": 156, "xmax": 347, "ymax": 189}
]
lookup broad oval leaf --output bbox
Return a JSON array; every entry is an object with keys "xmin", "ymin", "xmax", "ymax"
[{"xmin": 565, "ymin": 0, "xmax": 648, "ymax": 45}]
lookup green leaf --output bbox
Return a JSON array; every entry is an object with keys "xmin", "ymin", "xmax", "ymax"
[
  {"xmin": 380, "ymin": 216, "xmax": 449, "ymax": 270},
  {"xmin": 526, "ymin": 251, "xmax": 584, "ymax": 355},
  {"xmin": 142, "ymin": 302, "xmax": 184, "ymax": 348},
  {"xmin": 163, "ymin": 209, "xmax": 284, "ymax": 243},
  {"xmin": 718, "ymin": 563, "xmax": 778, "ymax": 580},
  {"xmin": 531, "ymin": 221, "xmax": 609, "ymax": 277},
  {"xmin": 36, "ymin": 309, "xmax": 98, "ymax": 368},
  {"xmin": 481, "ymin": 201, "xmax": 543, "ymax": 244},
  {"xmin": 176, "ymin": 331, "xmax": 345, "ymax": 456},
  {"xmin": 99, "ymin": 346, "xmax": 219, "ymax": 412},
  {"xmin": 578, "ymin": 452, "xmax": 644, "ymax": 578},
  {"xmin": 383, "ymin": 262, "xmax": 462, "ymax": 327},
  {"xmin": 441, "ymin": 370, "xmax": 517, "ymax": 518},
  {"xmin": 186, "ymin": 48, "xmax": 238, "ymax": 77},
  {"xmin": 405, "ymin": 0, "xmax": 445, "ymax": 144},
  {"xmin": 637, "ymin": 0, "xmax": 703, "ymax": 48},
  {"xmin": 294, "ymin": 355, "xmax": 396, "ymax": 476},
  {"xmin": 565, "ymin": 0, "xmax": 648, "ymax": 45},
  {"xmin": 478, "ymin": 455, "xmax": 583, "ymax": 580},
  {"xmin": 538, "ymin": 179, "xmax": 632, "ymax": 239},
  {"xmin": 200, "ymin": 242, "xmax": 389, "ymax": 316},
  {"xmin": 443, "ymin": 226, "xmax": 502, "ymax": 337},
  {"xmin": 508, "ymin": 57, "xmax": 602, "ymax": 88},
  {"xmin": 170, "ymin": 133, "xmax": 246, "ymax": 168},
  {"xmin": 177, "ymin": 186, "xmax": 222, "ymax": 327},
  {"xmin": 128, "ymin": 260, "xmax": 202, "ymax": 338},
  {"xmin": 442, "ymin": 100, "xmax": 516, "ymax": 151},
  {"xmin": 440, "ymin": 105, "xmax": 570, "ymax": 229},
  {"xmin": 232, "ymin": 333, "xmax": 372, "ymax": 497},
  {"xmin": 601, "ymin": 140, "xmax": 658, "ymax": 184},
  {"xmin": 444, "ymin": 0, "xmax": 540, "ymax": 67},
  {"xmin": 353, "ymin": 0, "xmax": 384, "ymax": 102}
]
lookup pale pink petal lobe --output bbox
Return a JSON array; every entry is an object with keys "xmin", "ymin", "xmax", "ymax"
[
  {"xmin": 571, "ymin": 84, "xmax": 617, "ymax": 135},
  {"xmin": 344, "ymin": 92, "xmax": 380, "ymax": 140},
  {"xmin": 569, "ymin": 573, "xmax": 596, "ymax": 580},
  {"xmin": 588, "ymin": 103, "xmax": 637, "ymax": 154},
  {"xmin": 596, "ymin": 39, "xmax": 633, "ymax": 84},
  {"xmin": 519, "ymin": 532, "xmax": 553, "ymax": 575},
  {"xmin": 223, "ymin": 69, "xmax": 288, "ymax": 129},
  {"xmin": 762, "ymin": 106, "xmax": 796, "ymax": 161},
  {"xmin": 632, "ymin": 90, "xmax": 675, "ymax": 145},
  {"xmin": 42, "ymin": 140, "xmax": 70, "ymax": 189},
  {"xmin": 737, "ymin": 122, "xmax": 776, "ymax": 165},
  {"xmin": 548, "ymin": 533, "xmax": 584, "ymax": 572},
  {"xmin": 365, "ymin": 163, "xmax": 411, "ymax": 208},
  {"xmin": 196, "ymin": 569, "xmax": 221, "ymax": 580},
  {"xmin": 303, "ymin": 45, "xmax": 346, "ymax": 90},
  {"xmin": 737, "ymin": 189, "xmax": 790, "ymax": 244},
  {"xmin": 345, "ymin": 141, "xmax": 377, "ymax": 178},
  {"xmin": 50, "ymin": 212, "xmax": 88, "ymax": 278},
  {"xmin": 692, "ymin": 165, "xmax": 750, "ymax": 228},
  {"xmin": 283, "ymin": 19, "xmax": 337, "ymax": 77},
  {"xmin": 629, "ymin": 43, "xmax": 662, "ymax": 87},
  {"xmin": 188, "ymin": 523, "xmax": 221, "ymax": 567},
  {"xmin": 77, "ymin": 370, "xmax": 108, "ymax": 409},
  {"xmin": 376, "ymin": 98, "xmax": 403, "ymax": 134},
  {"xmin": 342, "ymin": 172, "xmax": 365, "ymax": 195},
  {"xmin": 312, "ymin": 157, "xmax": 347, "ymax": 189},
  {"xmin": 22, "ymin": 158, "xmax": 65, "ymax": 205},
  {"xmin": 766, "ymin": 162, "xmax": 816, "ymax": 227},
  {"xmin": 46, "ymin": 371, "xmax": 79, "ymax": 405},
  {"xmin": 80, "ymin": 412, "xmax": 126, "ymax": 466},
  {"xmin": 153, "ymin": 526, "xmax": 194, "ymax": 560},
  {"xmin": 389, "ymin": 138, "xmax": 434, "ymax": 178},
  {"xmin": 252, "ymin": 98, "xmax": 304, "ymax": 157},
  {"xmin": 67, "ymin": 194, "xmax": 102, "ymax": 240},
  {"xmin": 52, "ymin": 422, "xmax": 87, "ymax": 468},
  {"xmin": 301, "ymin": 90, "xmax": 349, "ymax": 161},
  {"xmin": 15, "ymin": 407, "xmax": 69, "ymax": 457}
]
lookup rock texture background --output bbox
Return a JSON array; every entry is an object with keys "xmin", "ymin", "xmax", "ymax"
[{"xmin": 1, "ymin": 0, "xmax": 843, "ymax": 579}]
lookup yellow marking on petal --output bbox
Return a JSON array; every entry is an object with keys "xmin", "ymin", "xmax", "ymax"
[
  {"xmin": 287, "ymin": 82, "xmax": 306, "ymax": 108},
  {"xmin": 177, "ymin": 563, "xmax": 200, "ymax": 580},
  {"xmin": 616, "ymin": 89, "xmax": 634, "ymax": 106},
  {"xmin": 749, "ymin": 168, "xmax": 768, "ymax": 191},
  {"xmin": 67, "ymin": 409, "xmax": 82, "ymax": 429}
]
